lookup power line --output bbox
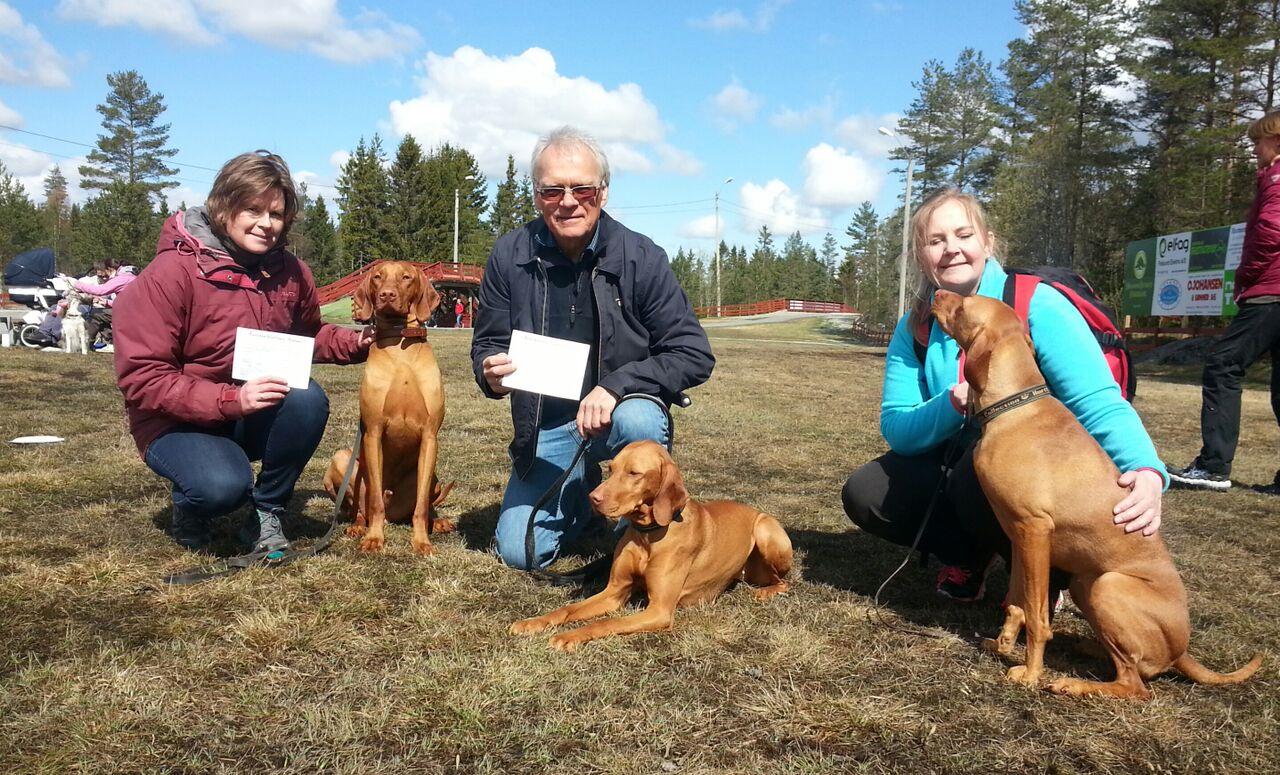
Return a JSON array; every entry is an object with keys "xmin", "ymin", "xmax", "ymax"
[{"xmin": 0, "ymin": 123, "xmax": 339, "ymax": 192}]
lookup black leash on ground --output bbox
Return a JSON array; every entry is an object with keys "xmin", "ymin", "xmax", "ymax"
[
  {"xmin": 866, "ymin": 413, "xmax": 971, "ymax": 640},
  {"xmin": 522, "ymin": 393, "xmax": 680, "ymax": 588},
  {"xmin": 160, "ymin": 422, "xmax": 365, "ymax": 587}
]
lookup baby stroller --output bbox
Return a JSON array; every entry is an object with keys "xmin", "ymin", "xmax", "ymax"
[{"xmin": 2, "ymin": 248, "xmax": 66, "ymax": 348}]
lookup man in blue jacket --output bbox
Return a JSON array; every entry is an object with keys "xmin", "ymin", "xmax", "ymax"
[{"xmin": 471, "ymin": 126, "xmax": 715, "ymax": 570}]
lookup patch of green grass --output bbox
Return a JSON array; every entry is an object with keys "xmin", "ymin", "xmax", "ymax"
[
  {"xmin": 707, "ymin": 316, "xmax": 884, "ymax": 349},
  {"xmin": 320, "ymin": 297, "xmax": 352, "ymax": 325},
  {"xmin": 0, "ymin": 335, "xmax": 1276, "ymax": 773}
]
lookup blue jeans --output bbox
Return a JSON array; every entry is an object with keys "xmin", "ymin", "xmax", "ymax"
[
  {"xmin": 495, "ymin": 398, "xmax": 670, "ymax": 569},
  {"xmin": 144, "ymin": 379, "xmax": 330, "ymax": 526}
]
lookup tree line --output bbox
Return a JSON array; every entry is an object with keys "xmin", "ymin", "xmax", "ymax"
[{"xmin": 0, "ymin": 70, "xmax": 536, "ymax": 286}]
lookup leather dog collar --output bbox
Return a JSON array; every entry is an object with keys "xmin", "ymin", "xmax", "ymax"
[
  {"xmin": 375, "ymin": 324, "xmax": 428, "ymax": 342},
  {"xmin": 631, "ymin": 509, "xmax": 683, "ymax": 533},
  {"xmin": 973, "ymin": 384, "xmax": 1051, "ymax": 427}
]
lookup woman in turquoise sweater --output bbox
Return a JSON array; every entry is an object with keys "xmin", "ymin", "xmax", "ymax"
[{"xmin": 843, "ymin": 189, "xmax": 1168, "ymax": 602}]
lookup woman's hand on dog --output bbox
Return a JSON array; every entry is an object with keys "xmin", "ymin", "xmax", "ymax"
[
  {"xmin": 238, "ymin": 376, "xmax": 290, "ymax": 414},
  {"xmin": 1113, "ymin": 469, "xmax": 1163, "ymax": 536}
]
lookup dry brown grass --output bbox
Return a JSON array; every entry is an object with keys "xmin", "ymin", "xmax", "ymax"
[{"xmin": 0, "ymin": 326, "xmax": 1276, "ymax": 774}]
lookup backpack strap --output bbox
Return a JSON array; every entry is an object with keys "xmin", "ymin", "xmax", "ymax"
[{"xmin": 1002, "ymin": 272, "xmax": 1040, "ymax": 326}]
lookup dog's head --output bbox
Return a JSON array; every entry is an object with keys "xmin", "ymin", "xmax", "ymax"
[
  {"xmin": 931, "ymin": 290, "xmax": 1035, "ymax": 392},
  {"xmin": 589, "ymin": 440, "xmax": 689, "ymax": 530},
  {"xmin": 352, "ymin": 261, "xmax": 441, "ymax": 325}
]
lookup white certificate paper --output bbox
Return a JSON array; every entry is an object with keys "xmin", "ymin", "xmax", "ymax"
[
  {"xmin": 231, "ymin": 328, "xmax": 314, "ymax": 389},
  {"xmin": 501, "ymin": 330, "xmax": 590, "ymax": 400}
]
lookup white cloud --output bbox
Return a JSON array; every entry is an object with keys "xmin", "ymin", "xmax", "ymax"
[
  {"xmin": 389, "ymin": 46, "xmax": 696, "ymax": 179},
  {"xmin": 678, "ymin": 213, "xmax": 719, "ymax": 240},
  {"xmin": 709, "ymin": 78, "xmax": 762, "ymax": 132},
  {"xmin": 802, "ymin": 143, "xmax": 881, "ymax": 208},
  {"xmin": 769, "ymin": 98, "xmax": 835, "ymax": 131},
  {"xmin": 738, "ymin": 179, "xmax": 828, "ymax": 236},
  {"xmin": 0, "ymin": 96, "xmax": 22, "ymax": 127},
  {"xmin": 689, "ymin": 1, "xmax": 791, "ymax": 32},
  {"xmin": 833, "ymin": 112, "xmax": 901, "ymax": 158},
  {"xmin": 329, "ymin": 149, "xmax": 351, "ymax": 171},
  {"xmin": 0, "ymin": 2, "xmax": 72, "ymax": 87},
  {"xmin": 656, "ymin": 143, "xmax": 704, "ymax": 176},
  {"xmin": 58, "ymin": 0, "xmax": 217, "ymax": 45},
  {"xmin": 57, "ymin": 0, "xmax": 419, "ymax": 63}
]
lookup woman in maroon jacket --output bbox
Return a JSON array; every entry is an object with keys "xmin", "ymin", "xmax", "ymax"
[
  {"xmin": 114, "ymin": 151, "xmax": 371, "ymax": 552},
  {"xmin": 1169, "ymin": 112, "xmax": 1280, "ymax": 493}
]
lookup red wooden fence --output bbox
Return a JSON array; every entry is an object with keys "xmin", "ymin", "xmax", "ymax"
[
  {"xmin": 694, "ymin": 298, "xmax": 857, "ymax": 318},
  {"xmin": 316, "ymin": 260, "xmax": 483, "ymax": 305}
]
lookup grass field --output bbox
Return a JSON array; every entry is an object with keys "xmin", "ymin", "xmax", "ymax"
[{"xmin": 0, "ymin": 322, "xmax": 1276, "ymax": 774}]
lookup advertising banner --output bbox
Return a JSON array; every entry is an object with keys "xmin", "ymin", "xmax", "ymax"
[{"xmin": 1122, "ymin": 223, "xmax": 1245, "ymax": 317}]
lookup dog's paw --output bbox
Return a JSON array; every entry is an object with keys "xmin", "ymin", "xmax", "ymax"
[
  {"xmin": 1006, "ymin": 665, "xmax": 1041, "ymax": 687},
  {"xmin": 548, "ymin": 632, "xmax": 586, "ymax": 652},
  {"xmin": 359, "ymin": 535, "xmax": 385, "ymax": 553},
  {"xmin": 430, "ymin": 517, "xmax": 456, "ymax": 534},
  {"xmin": 411, "ymin": 538, "xmax": 434, "ymax": 557},
  {"xmin": 1045, "ymin": 677, "xmax": 1078, "ymax": 696},
  {"xmin": 510, "ymin": 618, "xmax": 550, "ymax": 635},
  {"xmin": 345, "ymin": 525, "xmax": 367, "ymax": 538},
  {"xmin": 751, "ymin": 582, "xmax": 788, "ymax": 601}
]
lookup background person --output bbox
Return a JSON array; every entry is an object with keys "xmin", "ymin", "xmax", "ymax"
[
  {"xmin": 1168, "ymin": 111, "xmax": 1280, "ymax": 494},
  {"xmin": 114, "ymin": 150, "xmax": 371, "ymax": 553},
  {"xmin": 471, "ymin": 126, "xmax": 714, "ymax": 570},
  {"xmin": 62, "ymin": 259, "xmax": 137, "ymax": 349},
  {"xmin": 842, "ymin": 189, "xmax": 1168, "ymax": 602}
]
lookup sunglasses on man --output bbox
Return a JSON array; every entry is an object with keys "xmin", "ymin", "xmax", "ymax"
[{"xmin": 536, "ymin": 184, "xmax": 603, "ymax": 203}]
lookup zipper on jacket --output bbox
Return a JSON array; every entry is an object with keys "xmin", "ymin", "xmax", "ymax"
[
  {"xmin": 532, "ymin": 256, "xmax": 548, "ymax": 431},
  {"xmin": 591, "ymin": 266, "xmax": 604, "ymax": 387}
]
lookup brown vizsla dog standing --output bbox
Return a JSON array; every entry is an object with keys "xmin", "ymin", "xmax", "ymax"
[
  {"xmin": 511, "ymin": 440, "xmax": 792, "ymax": 651},
  {"xmin": 324, "ymin": 261, "xmax": 451, "ymax": 555},
  {"xmin": 932, "ymin": 290, "xmax": 1262, "ymax": 698}
]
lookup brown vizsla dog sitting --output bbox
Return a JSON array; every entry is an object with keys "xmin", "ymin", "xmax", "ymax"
[
  {"xmin": 324, "ymin": 261, "xmax": 452, "ymax": 555},
  {"xmin": 932, "ymin": 290, "xmax": 1262, "ymax": 699},
  {"xmin": 510, "ymin": 440, "xmax": 792, "ymax": 652}
]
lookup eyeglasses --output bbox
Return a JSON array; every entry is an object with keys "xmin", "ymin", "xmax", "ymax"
[{"xmin": 536, "ymin": 184, "xmax": 602, "ymax": 203}]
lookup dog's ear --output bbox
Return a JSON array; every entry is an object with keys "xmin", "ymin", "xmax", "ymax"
[
  {"xmin": 352, "ymin": 270, "xmax": 376, "ymax": 322},
  {"xmin": 651, "ymin": 453, "xmax": 689, "ymax": 527},
  {"xmin": 411, "ymin": 272, "xmax": 441, "ymax": 325}
]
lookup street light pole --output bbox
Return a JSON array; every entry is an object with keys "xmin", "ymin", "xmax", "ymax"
[
  {"xmin": 714, "ymin": 176, "xmax": 733, "ymax": 317},
  {"xmin": 879, "ymin": 127, "xmax": 914, "ymax": 321},
  {"xmin": 453, "ymin": 174, "xmax": 477, "ymax": 265}
]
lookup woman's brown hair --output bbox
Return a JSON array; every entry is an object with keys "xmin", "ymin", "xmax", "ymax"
[
  {"xmin": 205, "ymin": 150, "xmax": 300, "ymax": 243},
  {"xmin": 1247, "ymin": 110, "xmax": 1280, "ymax": 141}
]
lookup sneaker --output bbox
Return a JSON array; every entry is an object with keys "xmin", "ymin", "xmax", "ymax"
[
  {"xmin": 1167, "ymin": 463, "xmax": 1231, "ymax": 491},
  {"xmin": 936, "ymin": 556, "xmax": 995, "ymax": 603},
  {"xmin": 240, "ymin": 508, "xmax": 291, "ymax": 553}
]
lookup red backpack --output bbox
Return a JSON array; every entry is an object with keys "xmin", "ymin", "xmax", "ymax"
[{"xmin": 1002, "ymin": 266, "xmax": 1136, "ymax": 402}]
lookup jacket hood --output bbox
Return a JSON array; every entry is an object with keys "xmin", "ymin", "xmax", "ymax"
[{"xmin": 170, "ymin": 207, "xmax": 286, "ymax": 277}]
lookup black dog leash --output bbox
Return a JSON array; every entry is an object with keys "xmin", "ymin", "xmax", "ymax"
[
  {"xmin": 522, "ymin": 393, "xmax": 680, "ymax": 588},
  {"xmin": 161, "ymin": 422, "xmax": 365, "ymax": 586}
]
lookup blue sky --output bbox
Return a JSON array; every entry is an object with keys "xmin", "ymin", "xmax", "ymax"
[{"xmin": 0, "ymin": 0, "xmax": 1023, "ymax": 258}]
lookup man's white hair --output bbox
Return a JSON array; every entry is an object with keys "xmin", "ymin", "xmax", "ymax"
[{"xmin": 530, "ymin": 126, "xmax": 611, "ymax": 188}]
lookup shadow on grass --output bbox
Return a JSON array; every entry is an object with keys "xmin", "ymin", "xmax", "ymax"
[{"xmin": 144, "ymin": 487, "xmax": 340, "ymax": 558}]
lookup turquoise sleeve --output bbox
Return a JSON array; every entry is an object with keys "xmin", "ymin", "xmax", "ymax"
[
  {"xmin": 1028, "ymin": 289, "xmax": 1169, "ymax": 488},
  {"xmin": 880, "ymin": 316, "xmax": 965, "ymax": 455}
]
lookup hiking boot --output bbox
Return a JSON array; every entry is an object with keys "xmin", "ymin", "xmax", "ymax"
[
  {"xmin": 936, "ymin": 556, "xmax": 996, "ymax": 603},
  {"xmin": 240, "ymin": 508, "xmax": 291, "ymax": 553},
  {"xmin": 1167, "ymin": 463, "xmax": 1231, "ymax": 491},
  {"xmin": 168, "ymin": 505, "xmax": 211, "ymax": 552}
]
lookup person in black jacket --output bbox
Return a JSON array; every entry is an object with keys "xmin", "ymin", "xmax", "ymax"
[{"xmin": 471, "ymin": 126, "xmax": 715, "ymax": 570}]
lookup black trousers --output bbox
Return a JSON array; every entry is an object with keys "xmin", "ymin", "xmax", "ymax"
[
  {"xmin": 85, "ymin": 308, "xmax": 112, "ymax": 344},
  {"xmin": 842, "ymin": 442, "xmax": 1010, "ymax": 567},
  {"xmin": 1196, "ymin": 301, "xmax": 1280, "ymax": 475}
]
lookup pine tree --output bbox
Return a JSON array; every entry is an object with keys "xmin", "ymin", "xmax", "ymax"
[
  {"xmin": 670, "ymin": 247, "xmax": 705, "ymax": 307},
  {"xmin": 489, "ymin": 155, "xmax": 524, "ymax": 237},
  {"xmin": 302, "ymin": 195, "xmax": 339, "ymax": 283},
  {"xmin": 78, "ymin": 70, "xmax": 178, "ymax": 201},
  {"xmin": 336, "ymin": 135, "xmax": 393, "ymax": 270},
  {"xmin": 420, "ymin": 143, "xmax": 488, "ymax": 264},
  {"xmin": 387, "ymin": 135, "xmax": 431, "ymax": 261},
  {"xmin": 72, "ymin": 182, "xmax": 158, "ymax": 268},
  {"xmin": 0, "ymin": 162, "xmax": 44, "ymax": 262},
  {"xmin": 842, "ymin": 203, "xmax": 881, "ymax": 317},
  {"xmin": 516, "ymin": 173, "xmax": 537, "ymax": 224},
  {"xmin": 819, "ymin": 232, "xmax": 840, "ymax": 301},
  {"xmin": 41, "ymin": 165, "xmax": 72, "ymax": 265}
]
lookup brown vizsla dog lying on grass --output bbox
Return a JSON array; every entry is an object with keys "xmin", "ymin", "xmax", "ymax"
[
  {"xmin": 511, "ymin": 440, "xmax": 793, "ymax": 652},
  {"xmin": 932, "ymin": 289, "xmax": 1262, "ymax": 699},
  {"xmin": 323, "ymin": 261, "xmax": 453, "ymax": 556}
]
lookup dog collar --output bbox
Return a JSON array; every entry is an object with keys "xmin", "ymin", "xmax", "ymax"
[
  {"xmin": 973, "ymin": 384, "xmax": 1051, "ymax": 427},
  {"xmin": 631, "ymin": 509, "xmax": 683, "ymax": 533},
  {"xmin": 375, "ymin": 325, "xmax": 428, "ymax": 341}
]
